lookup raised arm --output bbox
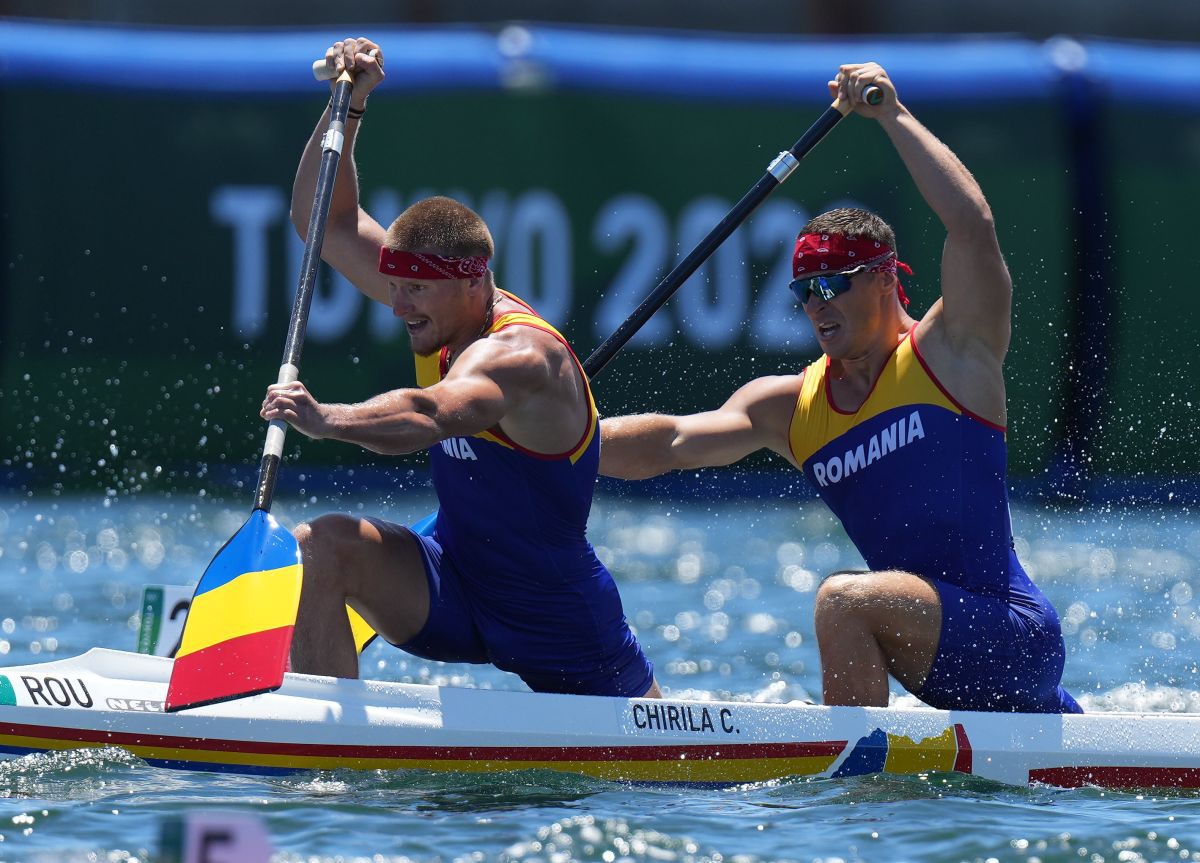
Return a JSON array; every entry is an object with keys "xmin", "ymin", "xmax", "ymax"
[
  {"xmin": 834, "ymin": 63, "xmax": 1012, "ymax": 360},
  {"xmin": 292, "ymin": 37, "xmax": 391, "ymax": 305},
  {"xmin": 600, "ymin": 375, "xmax": 802, "ymax": 480}
]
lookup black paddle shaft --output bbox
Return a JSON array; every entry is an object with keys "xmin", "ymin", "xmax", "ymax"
[
  {"xmin": 251, "ymin": 85, "xmax": 874, "ymax": 508},
  {"xmin": 582, "ymin": 91, "xmax": 876, "ymax": 380},
  {"xmin": 253, "ymin": 75, "xmax": 355, "ymax": 513}
]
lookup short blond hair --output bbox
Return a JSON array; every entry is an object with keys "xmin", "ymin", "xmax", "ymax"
[{"xmin": 384, "ymin": 196, "xmax": 494, "ymax": 258}]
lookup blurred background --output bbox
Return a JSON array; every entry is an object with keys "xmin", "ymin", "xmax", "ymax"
[
  {"xmin": 3, "ymin": 12, "xmax": 1200, "ymax": 862},
  {"xmin": 2, "ymin": 2, "xmax": 1199, "ymax": 505}
]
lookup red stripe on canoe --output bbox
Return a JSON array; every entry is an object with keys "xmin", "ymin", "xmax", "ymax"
[
  {"xmin": 0, "ymin": 719, "xmax": 845, "ymax": 762},
  {"xmin": 1030, "ymin": 765, "xmax": 1200, "ymax": 789}
]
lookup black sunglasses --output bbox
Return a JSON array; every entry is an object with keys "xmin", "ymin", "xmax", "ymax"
[{"xmin": 789, "ymin": 266, "xmax": 868, "ymax": 305}]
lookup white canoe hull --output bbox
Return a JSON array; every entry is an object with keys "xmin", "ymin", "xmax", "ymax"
[{"xmin": 1, "ymin": 649, "xmax": 1198, "ymax": 789}]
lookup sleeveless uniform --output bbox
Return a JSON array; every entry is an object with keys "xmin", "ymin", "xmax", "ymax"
[
  {"xmin": 789, "ymin": 324, "xmax": 1080, "ymax": 713},
  {"xmin": 398, "ymin": 291, "xmax": 654, "ymax": 697}
]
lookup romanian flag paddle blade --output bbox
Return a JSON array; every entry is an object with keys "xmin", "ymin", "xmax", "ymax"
[{"xmin": 164, "ymin": 509, "xmax": 302, "ymax": 712}]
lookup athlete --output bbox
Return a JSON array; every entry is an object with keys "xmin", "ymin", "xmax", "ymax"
[
  {"xmin": 600, "ymin": 62, "xmax": 1080, "ymax": 713},
  {"xmin": 262, "ymin": 36, "xmax": 659, "ymax": 698}
]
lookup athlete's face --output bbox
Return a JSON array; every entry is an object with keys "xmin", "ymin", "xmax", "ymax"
[
  {"xmin": 801, "ymin": 270, "xmax": 889, "ymax": 358},
  {"xmin": 388, "ymin": 277, "xmax": 479, "ymax": 357}
]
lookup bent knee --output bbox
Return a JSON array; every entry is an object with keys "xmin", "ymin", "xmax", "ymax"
[
  {"xmin": 295, "ymin": 513, "xmax": 360, "ymax": 546},
  {"xmin": 815, "ymin": 573, "xmax": 875, "ymax": 614},
  {"xmin": 817, "ymin": 570, "xmax": 943, "ymax": 641},
  {"xmin": 814, "ymin": 575, "xmax": 872, "ymax": 638},
  {"xmin": 814, "ymin": 570, "xmax": 938, "ymax": 624}
]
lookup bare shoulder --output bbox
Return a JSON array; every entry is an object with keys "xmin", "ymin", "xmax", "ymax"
[
  {"xmin": 489, "ymin": 320, "xmax": 573, "ymax": 375},
  {"xmin": 445, "ymin": 323, "xmax": 578, "ymax": 408},
  {"xmin": 451, "ymin": 319, "xmax": 588, "ymax": 452},
  {"xmin": 912, "ymin": 301, "xmax": 1007, "ymax": 426},
  {"xmin": 724, "ymin": 373, "xmax": 805, "ymax": 439},
  {"xmin": 727, "ymin": 373, "xmax": 804, "ymax": 409}
]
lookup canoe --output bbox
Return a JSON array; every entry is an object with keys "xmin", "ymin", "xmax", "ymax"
[{"xmin": 1, "ymin": 648, "xmax": 1198, "ymax": 789}]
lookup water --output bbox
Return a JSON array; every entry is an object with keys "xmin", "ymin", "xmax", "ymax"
[{"xmin": 1, "ymin": 490, "xmax": 1199, "ymax": 862}]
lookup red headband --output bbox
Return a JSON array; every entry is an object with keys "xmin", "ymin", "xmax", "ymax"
[
  {"xmin": 378, "ymin": 248, "xmax": 490, "ymax": 280},
  {"xmin": 792, "ymin": 233, "xmax": 914, "ymax": 306}
]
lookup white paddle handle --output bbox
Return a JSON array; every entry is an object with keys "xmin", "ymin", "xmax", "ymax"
[
  {"xmin": 312, "ymin": 49, "xmax": 378, "ymax": 81},
  {"xmin": 831, "ymin": 85, "xmax": 883, "ymax": 116},
  {"xmin": 262, "ymin": 363, "xmax": 299, "ymax": 459}
]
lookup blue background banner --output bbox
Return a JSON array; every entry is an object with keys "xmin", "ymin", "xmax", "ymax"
[{"xmin": 2, "ymin": 23, "xmax": 1197, "ymax": 501}]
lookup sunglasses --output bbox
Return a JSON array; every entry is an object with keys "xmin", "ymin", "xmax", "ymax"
[{"xmin": 789, "ymin": 266, "xmax": 868, "ymax": 305}]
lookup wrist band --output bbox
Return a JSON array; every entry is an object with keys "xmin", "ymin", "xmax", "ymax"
[{"xmin": 329, "ymin": 99, "xmax": 366, "ymax": 119}]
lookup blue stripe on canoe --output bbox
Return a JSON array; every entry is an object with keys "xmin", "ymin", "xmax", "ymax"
[
  {"xmin": 0, "ymin": 743, "xmax": 40, "ymax": 757},
  {"xmin": 0, "ymin": 743, "xmax": 302, "ymax": 776},
  {"xmin": 142, "ymin": 757, "xmax": 306, "ymax": 777},
  {"xmin": 194, "ymin": 510, "xmax": 300, "ymax": 597}
]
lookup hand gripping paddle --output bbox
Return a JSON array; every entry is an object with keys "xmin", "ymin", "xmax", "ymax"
[
  {"xmin": 165, "ymin": 63, "xmax": 362, "ymax": 712},
  {"xmin": 166, "ymin": 65, "xmax": 878, "ymax": 709}
]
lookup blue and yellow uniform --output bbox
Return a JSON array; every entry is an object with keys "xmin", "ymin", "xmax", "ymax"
[
  {"xmin": 789, "ymin": 325, "xmax": 1080, "ymax": 713},
  {"xmin": 399, "ymin": 291, "xmax": 654, "ymax": 697}
]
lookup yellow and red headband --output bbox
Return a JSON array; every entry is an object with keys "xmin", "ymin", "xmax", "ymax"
[
  {"xmin": 792, "ymin": 233, "xmax": 914, "ymax": 306},
  {"xmin": 378, "ymin": 247, "xmax": 490, "ymax": 280}
]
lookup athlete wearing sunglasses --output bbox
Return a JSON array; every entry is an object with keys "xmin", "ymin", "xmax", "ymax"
[
  {"xmin": 599, "ymin": 61, "xmax": 1079, "ymax": 717},
  {"xmin": 790, "ymin": 267, "xmax": 865, "ymax": 304}
]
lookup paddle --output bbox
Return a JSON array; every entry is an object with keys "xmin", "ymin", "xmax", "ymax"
[
  {"xmin": 395, "ymin": 85, "xmax": 883, "ymax": 543},
  {"xmin": 167, "ymin": 77, "xmax": 880, "ymax": 710},
  {"xmin": 582, "ymin": 85, "xmax": 881, "ymax": 377},
  {"xmin": 334, "ymin": 84, "xmax": 886, "ymax": 657},
  {"xmin": 164, "ymin": 66, "xmax": 361, "ymax": 713}
]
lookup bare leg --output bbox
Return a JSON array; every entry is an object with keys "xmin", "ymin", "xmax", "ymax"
[
  {"xmin": 813, "ymin": 570, "xmax": 942, "ymax": 706},
  {"xmin": 290, "ymin": 514, "xmax": 431, "ymax": 678}
]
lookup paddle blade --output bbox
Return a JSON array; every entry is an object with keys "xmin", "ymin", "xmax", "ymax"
[
  {"xmin": 165, "ymin": 509, "xmax": 302, "ymax": 712},
  {"xmin": 347, "ymin": 606, "xmax": 376, "ymax": 654}
]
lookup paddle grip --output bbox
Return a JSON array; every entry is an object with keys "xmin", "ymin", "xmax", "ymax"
[
  {"xmin": 312, "ymin": 49, "xmax": 379, "ymax": 81},
  {"xmin": 831, "ymin": 84, "xmax": 884, "ymax": 116}
]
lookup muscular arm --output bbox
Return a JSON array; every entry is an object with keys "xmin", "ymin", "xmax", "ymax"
[
  {"xmin": 880, "ymin": 107, "xmax": 1012, "ymax": 357},
  {"xmin": 835, "ymin": 64, "xmax": 1012, "ymax": 360},
  {"xmin": 319, "ymin": 374, "xmax": 506, "ymax": 456},
  {"xmin": 291, "ymin": 39, "xmax": 390, "ymax": 305},
  {"xmin": 600, "ymin": 375, "xmax": 802, "ymax": 479},
  {"xmin": 262, "ymin": 330, "xmax": 552, "ymax": 456}
]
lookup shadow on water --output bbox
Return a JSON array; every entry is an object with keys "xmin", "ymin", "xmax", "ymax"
[
  {"xmin": 749, "ymin": 768, "xmax": 1200, "ymax": 808},
  {"xmin": 269, "ymin": 766, "xmax": 609, "ymax": 813},
  {"xmin": 745, "ymin": 770, "xmax": 1025, "ymax": 806}
]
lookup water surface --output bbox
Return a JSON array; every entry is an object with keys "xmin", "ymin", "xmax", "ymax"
[{"xmin": 0, "ymin": 491, "xmax": 1198, "ymax": 862}]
